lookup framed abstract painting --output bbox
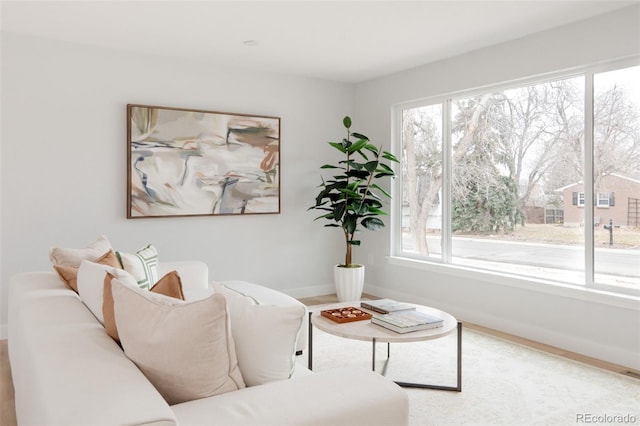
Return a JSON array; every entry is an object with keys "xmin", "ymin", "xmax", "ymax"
[{"xmin": 127, "ymin": 104, "xmax": 280, "ymax": 218}]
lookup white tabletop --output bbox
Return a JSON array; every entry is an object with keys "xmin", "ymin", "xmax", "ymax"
[{"xmin": 310, "ymin": 301, "xmax": 458, "ymax": 343}]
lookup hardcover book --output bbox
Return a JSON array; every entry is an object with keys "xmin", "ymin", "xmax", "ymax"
[
  {"xmin": 371, "ymin": 310, "xmax": 444, "ymax": 333},
  {"xmin": 360, "ymin": 299, "xmax": 416, "ymax": 314}
]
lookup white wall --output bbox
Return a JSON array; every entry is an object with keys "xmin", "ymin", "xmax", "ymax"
[
  {"xmin": 355, "ymin": 6, "xmax": 640, "ymax": 369},
  {"xmin": 0, "ymin": 32, "xmax": 354, "ymax": 331}
]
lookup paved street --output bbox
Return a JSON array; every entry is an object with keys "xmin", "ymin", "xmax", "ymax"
[{"xmin": 407, "ymin": 236, "xmax": 639, "ymax": 278}]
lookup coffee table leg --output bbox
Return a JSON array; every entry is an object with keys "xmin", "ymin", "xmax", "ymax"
[{"xmin": 375, "ymin": 322, "xmax": 462, "ymax": 392}]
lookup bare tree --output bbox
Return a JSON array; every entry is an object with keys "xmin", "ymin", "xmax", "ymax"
[
  {"xmin": 594, "ymin": 83, "xmax": 640, "ymax": 183},
  {"xmin": 402, "ymin": 107, "xmax": 442, "ymax": 255}
]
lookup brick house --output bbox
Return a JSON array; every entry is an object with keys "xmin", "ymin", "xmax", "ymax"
[{"xmin": 558, "ymin": 173, "xmax": 640, "ymax": 227}]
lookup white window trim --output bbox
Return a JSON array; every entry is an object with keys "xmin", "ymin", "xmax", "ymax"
[
  {"xmin": 390, "ymin": 56, "xmax": 640, "ymax": 300},
  {"xmin": 596, "ymin": 193, "xmax": 611, "ymax": 207}
]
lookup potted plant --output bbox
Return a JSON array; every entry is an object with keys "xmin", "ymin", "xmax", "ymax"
[{"xmin": 309, "ymin": 116, "xmax": 399, "ymax": 301}]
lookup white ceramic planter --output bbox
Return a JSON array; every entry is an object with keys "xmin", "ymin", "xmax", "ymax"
[{"xmin": 334, "ymin": 264, "xmax": 365, "ymax": 302}]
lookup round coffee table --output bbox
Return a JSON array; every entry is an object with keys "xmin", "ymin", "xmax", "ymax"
[{"xmin": 308, "ymin": 301, "xmax": 462, "ymax": 391}]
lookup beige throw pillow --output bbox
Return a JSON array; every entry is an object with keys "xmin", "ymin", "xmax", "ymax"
[
  {"xmin": 49, "ymin": 235, "xmax": 112, "ymax": 267},
  {"xmin": 103, "ymin": 270, "xmax": 185, "ymax": 343},
  {"xmin": 53, "ymin": 249, "xmax": 121, "ymax": 293},
  {"xmin": 111, "ymin": 280, "xmax": 246, "ymax": 405}
]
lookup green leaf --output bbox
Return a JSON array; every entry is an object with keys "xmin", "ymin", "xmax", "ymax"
[
  {"xmin": 366, "ymin": 207, "xmax": 388, "ymax": 216},
  {"xmin": 348, "ymin": 138, "xmax": 369, "ymax": 153},
  {"xmin": 343, "ymin": 116, "xmax": 352, "ymax": 129},
  {"xmin": 339, "ymin": 188, "xmax": 360, "ymax": 198},
  {"xmin": 348, "ymin": 240, "xmax": 361, "ymax": 246},
  {"xmin": 329, "ymin": 142, "xmax": 346, "ymax": 153},
  {"xmin": 346, "ymin": 169, "xmax": 370, "ymax": 179},
  {"xmin": 364, "ymin": 144, "xmax": 380, "ymax": 155},
  {"xmin": 333, "ymin": 202, "xmax": 346, "ymax": 221},
  {"xmin": 350, "ymin": 132, "xmax": 369, "ymax": 141},
  {"xmin": 320, "ymin": 164, "xmax": 339, "ymax": 169},
  {"xmin": 344, "ymin": 214, "xmax": 357, "ymax": 234},
  {"xmin": 382, "ymin": 151, "xmax": 400, "ymax": 162},
  {"xmin": 371, "ymin": 183, "xmax": 391, "ymax": 198},
  {"xmin": 377, "ymin": 163, "xmax": 394, "ymax": 173},
  {"xmin": 361, "ymin": 217, "xmax": 385, "ymax": 231},
  {"xmin": 364, "ymin": 161, "xmax": 379, "ymax": 173}
]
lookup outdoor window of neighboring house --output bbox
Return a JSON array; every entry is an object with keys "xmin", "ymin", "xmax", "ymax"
[
  {"xmin": 393, "ymin": 61, "xmax": 639, "ymax": 296},
  {"xmin": 597, "ymin": 193, "xmax": 614, "ymax": 207}
]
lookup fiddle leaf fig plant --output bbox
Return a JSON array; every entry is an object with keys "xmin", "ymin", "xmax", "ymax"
[{"xmin": 309, "ymin": 116, "xmax": 399, "ymax": 267}]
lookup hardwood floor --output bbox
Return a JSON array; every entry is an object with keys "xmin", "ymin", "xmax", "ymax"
[
  {"xmin": 0, "ymin": 293, "xmax": 636, "ymax": 426},
  {"xmin": 0, "ymin": 340, "xmax": 16, "ymax": 426}
]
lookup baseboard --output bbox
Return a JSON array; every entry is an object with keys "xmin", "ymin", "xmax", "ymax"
[{"xmin": 281, "ymin": 284, "xmax": 335, "ymax": 299}]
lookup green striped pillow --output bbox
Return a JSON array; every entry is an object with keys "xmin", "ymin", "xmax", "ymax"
[{"xmin": 116, "ymin": 244, "xmax": 159, "ymax": 290}]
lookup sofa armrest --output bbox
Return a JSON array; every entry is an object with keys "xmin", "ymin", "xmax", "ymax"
[
  {"xmin": 159, "ymin": 261, "xmax": 208, "ymax": 291},
  {"xmin": 171, "ymin": 368, "xmax": 408, "ymax": 426},
  {"xmin": 220, "ymin": 280, "xmax": 308, "ymax": 353}
]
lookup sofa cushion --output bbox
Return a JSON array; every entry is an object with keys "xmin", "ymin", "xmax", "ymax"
[
  {"xmin": 171, "ymin": 368, "xmax": 409, "ymax": 426},
  {"xmin": 48, "ymin": 235, "xmax": 112, "ymax": 267},
  {"xmin": 111, "ymin": 280, "xmax": 246, "ymax": 405},
  {"xmin": 214, "ymin": 282, "xmax": 306, "ymax": 386},
  {"xmin": 53, "ymin": 249, "xmax": 121, "ymax": 293},
  {"xmin": 116, "ymin": 244, "xmax": 159, "ymax": 290},
  {"xmin": 103, "ymin": 270, "xmax": 186, "ymax": 342}
]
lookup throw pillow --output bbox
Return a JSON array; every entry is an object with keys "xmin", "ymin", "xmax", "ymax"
[
  {"xmin": 53, "ymin": 249, "xmax": 121, "ymax": 293},
  {"xmin": 214, "ymin": 282, "xmax": 306, "ymax": 386},
  {"xmin": 77, "ymin": 260, "xmax": 137, "ymax": 325},
  {"xmin": 149, "ymin": 271, "xmax": 185, "ymax": 300},
  {"xmin": 48, "ymin": 235, "xmax": 112, "ymax": 267},
  {"xmin": 103, "ymin": 270, "xmax": 185, "ymax": 342},
  {"xmin": 110, "ymin": 280, "xmax": 246, "ymax": 405},
  {"xmin": 116, "ymin": 244, "xmax": 159, "ymax": 289}
]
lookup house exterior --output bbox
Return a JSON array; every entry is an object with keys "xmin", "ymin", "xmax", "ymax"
[{"xmin": 558, "ymin": 173, "xmax": 640, "ymax": 227}]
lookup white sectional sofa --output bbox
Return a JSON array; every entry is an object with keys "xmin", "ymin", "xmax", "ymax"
[{"xmin": 8, "ymin": 260, "xmax": 409, "ymax": 426}]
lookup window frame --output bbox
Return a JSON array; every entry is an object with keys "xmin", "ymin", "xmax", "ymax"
[
  {"xmin": 597, "ymin": 193, "xmax": 610, "ymax": 207},
  {"xmin": 578, "ymin": 192, "xmax": 586, "ymax": 207},
  {"xmin": 390, "ymin": 57, "xmax": 640, "ymax": 300}
]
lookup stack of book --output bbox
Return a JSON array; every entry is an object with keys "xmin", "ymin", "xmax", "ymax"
[{"xmin": 362, "ymin": 299, "xmax": 444, "ymax": 333}]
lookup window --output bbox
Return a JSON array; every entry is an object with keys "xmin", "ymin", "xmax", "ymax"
[
  {"xmin": 394, "ymin": 62, "xmax": 640, "ymax": 295},
  {"xmin": 597, "ymin": 193, "xmax": 612, "ymax": 207},
  {"xmin": 576, "ymin": 192, "xmax": 585, "ymax": 207}
]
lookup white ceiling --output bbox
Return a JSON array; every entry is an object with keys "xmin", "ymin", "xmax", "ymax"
[{"xmin": 1, "ymin": 1, "xmax": 637, "ymax": 83}]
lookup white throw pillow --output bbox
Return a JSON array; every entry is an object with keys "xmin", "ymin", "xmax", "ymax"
[
  {"xmin": 49, "ymin": 235, "xmax": 112, "ymax": 267},
  {"xmin": 77, "ymin": 260, "xmax": 137, "ymax": 324},
  {"xmin": 111, "ymin": 280, "xmax": 245, "ymax": 405},
  {"xmin": 214, "ymin": 282, "xmax": 306, "ymax": 386},
  {"xmin": 116, "ymin": 244, "xmax": 159, "ymax": 289}
]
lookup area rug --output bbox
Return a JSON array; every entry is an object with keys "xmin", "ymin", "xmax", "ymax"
[{"xmin": 302, "ymin": 315, "xmax": 639, "ymax": 426}]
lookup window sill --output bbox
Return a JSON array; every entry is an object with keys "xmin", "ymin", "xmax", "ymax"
[{"xmin": 387, "ymin": 255, "xmax": 640, "ymax": 310}]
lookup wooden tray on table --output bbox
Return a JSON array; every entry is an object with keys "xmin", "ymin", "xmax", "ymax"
[{"xmin": 320, "ymin": 307, "xmax": 372, "ymax": 323}]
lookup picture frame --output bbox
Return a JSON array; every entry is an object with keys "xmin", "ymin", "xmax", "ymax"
[{"xmin": 127, "ymin": 104, "xmax": 280, "ymax": 218}]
